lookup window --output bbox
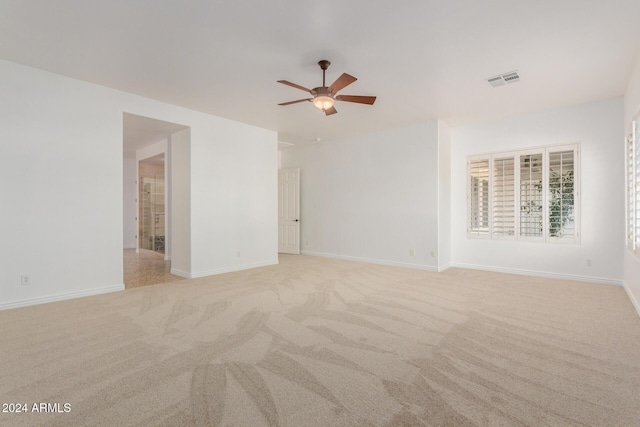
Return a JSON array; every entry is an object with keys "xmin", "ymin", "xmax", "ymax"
[
  {"xmin": 469, "ymin": 158, "xmax": 490, "ymax": 236},
  {"xmin": 467, "ymin": 143, "xmax": 579, "ymax": 243},
  {"xmin": 519, "ymin": 152, "xmax": 544, "ymax": 239},
  {"xmin": 627, "ymin": 120, "xmax": 640, "ymax": 254},
  {"xmin": 548, "ymin": 149, "xmax": 576, "ymax": 239},
  {"xmin": 492, "ymin": 156, "xmax": 515, "ymax": 237}
]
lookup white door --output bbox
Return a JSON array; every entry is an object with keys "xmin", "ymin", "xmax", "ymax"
[{"xmin": 278, "ymin": 168, "xmax": 300, "ymax": 254}]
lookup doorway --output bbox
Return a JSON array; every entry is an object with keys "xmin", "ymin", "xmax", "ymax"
[{"xmin": 123, "ymin": 113, "xmax": 189, "ymax": 288}]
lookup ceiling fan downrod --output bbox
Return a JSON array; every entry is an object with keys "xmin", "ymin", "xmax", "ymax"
[{"xmin": 318, "ymin": 60, "xmax": 330, "ymax": 88}]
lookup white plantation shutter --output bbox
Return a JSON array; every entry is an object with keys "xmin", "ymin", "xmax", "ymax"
[
  {"xmin": 636, "ymin": 123, "xmax": 640, "ymax": 252},
  {"xmin": 629, "ymin": 120, "xmax": 640, "ymax": 254},
  {"xmin": 469, "ymin": 158, "xmax": 490, "ymax": 236},
  {"xmin": 492, "ymin": 156, "xmax": 515, "ymax": 237},
  {"xmin": 548, "ymin": 149, "xmax": 576, "ymax": 239},
  {"xmin": 519, "ymin": 153, "xmax": 544, "ymax": 238},
  {"xmin": 468, "ymin": 143, "xmax": 579, "ymax": 243},
  {"xmin": 627, "ymin": 128, "xmax": 636, "ymax": 251}
]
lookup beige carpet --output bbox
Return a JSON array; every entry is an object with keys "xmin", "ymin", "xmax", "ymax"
[{"xmin": 1, "ymin": 255, "xmax": 639, "ymax": 426}]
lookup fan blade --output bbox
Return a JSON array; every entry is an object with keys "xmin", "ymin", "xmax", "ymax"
[
  {"xmin": 335, "ymin": 95, "xmax": 377, "ymax": 105},
  {"xmin": 277, "ymin": 80, "xmax": 313, "ymax": 93},
  {"xmin": 329, "ymin": 73, "xmax": 357, "ymax": 93},
  {"xmin": 324, "ymin": 106, "xmax": 337, "ymax": 116},
  {"xmin": 278, "ymin": 98, "xmax": 312, "ymax": 106}
]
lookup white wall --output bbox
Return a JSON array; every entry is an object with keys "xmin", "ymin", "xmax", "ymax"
[
  {"xmin": 136, "ymin": 139, "xmax": 168, "ymax": 162},
  {"xmin": 0, "ymin": 59, "xmax": 278, "ymax": 309},
  {"xmin": 281, "ymin": 121, "xmax": 441, "ymax": 270},
  {"xmin": 451, "ymin": 97, "xmax": 624, "ymax": 284},
  {"xmin": 123, "ymin": 156, "xmax": 137, "ymax": 249},
  {"xmin": 437, "ymin": 121, "xmax": 452, "ymax": 270},
  {"xmin": 189, "ymin": 121, "xmax": 278, "ymax": 277},
  {"xmin": 623, "ymin": 52, "xmax": 640, "ymax": 314},
  {"xmin": 170, "ymin": 129, "xmax": 191, "ymax": 276}
]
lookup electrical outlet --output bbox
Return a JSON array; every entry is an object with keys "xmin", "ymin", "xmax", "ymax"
[
  {"xmin": 21, "ymin": 275, "xmax": 31, "ymax": 286},
  {"xmin": 237, "ymin": 251, "xmax": 241, "ymax": 257},
  {"xmin": 430, "ymin": 251, "xmax": 437, "ymax": 258},
  {"xmin": 409, "ymin": 249, "xmax": 415, "ymax": 256},
  {"xmin": 586, "ymin": 259, "xmax": 592, "ymax": 267}
]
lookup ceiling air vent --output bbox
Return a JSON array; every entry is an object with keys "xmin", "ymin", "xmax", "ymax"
[{"xmin": 486, "ymin": 71, "xmax": 520, "ymax": 87}]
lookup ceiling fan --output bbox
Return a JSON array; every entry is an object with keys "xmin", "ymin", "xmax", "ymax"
[{"xmin": 277, "ymin": 60, "xmax": 376, "ymax": 116}]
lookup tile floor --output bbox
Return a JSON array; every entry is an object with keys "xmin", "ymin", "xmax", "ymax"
[{"xmin": 123, "ymin": 248, "xmax": 183, "ymax": 289}]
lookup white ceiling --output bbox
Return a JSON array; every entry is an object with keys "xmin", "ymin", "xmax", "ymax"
[{"xmin": 1, "ymin": 1, "xmax": 639, "ymax": 147}]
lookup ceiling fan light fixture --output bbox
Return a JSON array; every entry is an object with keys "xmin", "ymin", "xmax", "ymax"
[{"xmin": 313, "ymin": 95, "xmax": 334, "ymax": 111}]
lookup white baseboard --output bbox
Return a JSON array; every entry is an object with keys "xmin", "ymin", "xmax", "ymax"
[
  {"xmin": 301, "ymin": 251, "xmax": 439, "ymax": 272},
  {"xmin": 622, "ymin": 250, "xmax": 640, "ymax": 318},
  {"xmin": 623, "ymin": 280, "xmax": 640, "ymax": 317},
  {"xmin": 437, "ymin": 263, "xmax": 452, "ymax": 272},
  {"xmin": 171, "ymin": 259, "xmax": 279, "ymax": 279},
  {"xmin": 301, "ymin": 253, "xmax": 618, "ymax": 285},
  {"xmin": 169, "ymin": 268, "xmax": 191, "ymax": 278},
  {"xmin": 0, "ymin": 284, "xmax": 125, "ymax": 311},
  {"xmin": 451, "ymin": 262, "xmax": 622, "ymax": 286}
]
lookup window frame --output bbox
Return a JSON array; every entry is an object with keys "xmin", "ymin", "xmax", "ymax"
[{"xmin": 467, "ymin": 143, "xmax": 580, "ymax": 244}]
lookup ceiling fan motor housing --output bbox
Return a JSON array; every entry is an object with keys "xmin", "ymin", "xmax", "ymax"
[{"xmin": 312, "ymin": 87, "xmax": 333, "ymax": 97}]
